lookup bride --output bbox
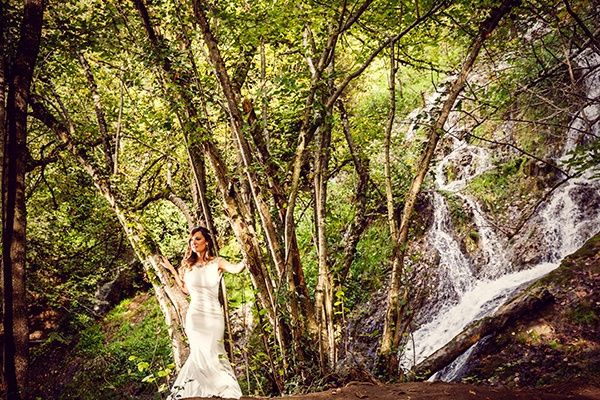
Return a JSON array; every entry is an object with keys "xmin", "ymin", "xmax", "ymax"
[{"xmin": 164, "ymin": 226, "xmax": 244, "ymax": 399}]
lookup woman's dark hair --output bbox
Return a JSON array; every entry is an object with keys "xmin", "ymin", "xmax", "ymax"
[{"xmin": 182, "ymin": 226, "xmax": 217, "ymax": 269}]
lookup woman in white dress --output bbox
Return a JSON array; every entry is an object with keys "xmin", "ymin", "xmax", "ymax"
[{"xmin": 165, "ymin": 226, "xmax": 245, "ymax": 399}]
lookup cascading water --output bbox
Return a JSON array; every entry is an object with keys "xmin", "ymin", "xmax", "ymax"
[
  {"xmin": 428, "ymin": 192, "xmax": 474, "ymax": 299},
  {"xmin": 399, "ymin": 48, "xmax": 600, "ymax": 378}
]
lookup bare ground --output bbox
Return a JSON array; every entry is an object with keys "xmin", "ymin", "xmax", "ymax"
[{"xmin": 183, "ymin": 380, "xmax": 600, "ymax": 400}]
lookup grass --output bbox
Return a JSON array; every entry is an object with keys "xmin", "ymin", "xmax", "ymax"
[{"xmin": 62, "ymin": 292, "xmax": 173, "ymax": 399}]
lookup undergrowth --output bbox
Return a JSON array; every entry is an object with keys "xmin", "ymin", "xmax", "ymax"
[{"xmin": 62, "ymin": 293, "xmax": 173, "ymax": 399}]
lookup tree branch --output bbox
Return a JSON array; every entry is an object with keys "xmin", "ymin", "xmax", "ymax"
[{"xmin": 78, "ymin": 52, "xmax": 114, "ymax": 172}]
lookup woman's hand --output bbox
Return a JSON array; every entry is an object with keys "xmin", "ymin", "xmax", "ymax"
[
  {"xmin": 161, "ymin": 256, "xmax": 188, "ymax": 294},
  {"xmin": 161, "ymin": 256, "xmax": 176, "ymax": 272}
]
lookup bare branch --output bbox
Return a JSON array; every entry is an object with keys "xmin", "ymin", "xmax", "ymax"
[
  {"xmin": 326, "ymin": 1, "xmax": 450, "ymax": 110},
  {"xmin": 562, "ymin": 0, "xmax": 600, "ymax": 54},
  {"xmin": 78, "ymin": 52, "xmax": 114, "ymax": 172}
]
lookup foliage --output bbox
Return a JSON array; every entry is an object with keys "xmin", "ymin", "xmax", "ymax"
[
  {"xmin": 346, "ymin": 220, "xmax": 393, "ymax": 306},
  {"xmin": 63, "ymin": 294, "xmax": 173, "ymax": 399},
  {"xmin": 21, "ymin": 0, "xmax": 600, "ymax": 395},
  {"xmin": 467, "ymin": 157, "xmax": 540, "ymax": 215},
  {"xmin": 25, "ymin": 152, "xmax": 140, "ymax": 336}
]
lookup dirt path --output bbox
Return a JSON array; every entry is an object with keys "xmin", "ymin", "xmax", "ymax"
[{"xmin": 231, "ymin": 381, "xmax": 600, "ymax": 400}]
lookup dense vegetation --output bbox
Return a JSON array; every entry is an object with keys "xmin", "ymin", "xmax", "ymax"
[{"xmin": 1, "ymin": 0, "xmax": 598, "ymax": 398}]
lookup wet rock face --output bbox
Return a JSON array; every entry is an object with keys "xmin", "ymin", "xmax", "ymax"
[
  {"xmin": 459, "ymin": 233, "xmax": 600, "ymax": 389},
  {"xmin": 509, "ymin": 181, "xmax": 600, "ymax": 270},
  {"xmin": 523, "ymin": 160, "xmax": 560, "ymax": 189},
  {"xmin": 341, "ymin": 289, "xmax": 388, "ymax": 371},
  {"xmin": 570, "ymin": 183, "xmax": 600, "ymax": 222},
  {"xmin": 509, "ymin": 225, "xmax": 547, "ymax": 269},
  {"xmin": 413, "ymin": 192, "xmax": 435, "ymax": 236}
]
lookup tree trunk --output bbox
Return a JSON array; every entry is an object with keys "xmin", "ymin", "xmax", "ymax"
[
  {"xmin": 78, "ymin": 52, "xmax": 114, "ymax": 173},
  {"xmin": 384, "ymin": 42, "xmax": 398, "ymax": 242},
  {"xmin": 336, "ymin": 100, "xmax": 370, "ymax": 284},
  {"xmin": 0, "ymin": 0, "xmax": 6, "ymax": 189},
  {"xmin": 29, "ymin": 97, "xmax": 191, "ymax": 367},
  {"xmin": 378, "ymin": 0, "xmax": 521, "ymax": 375},
  {"xmin": 313, "ymin": 118, "xmax": 335, "ymax": 371},
  {"xmin": 185, "ymin": 138, "xmax": 216, "ymax": 234},
  {"xmin": 2, "ymin": 2, "xmax": 44, "ymax": 397}
]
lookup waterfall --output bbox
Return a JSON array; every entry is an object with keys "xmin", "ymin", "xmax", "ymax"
[
  {"xmin": 461, "ymin": 195, "xmax": 511, "ymax": 280},
  {"xmin": 563, "ymin": 49, "xmax": 600, "ymax": 153},
  {"xmin": 428, "ymin": 192, "xmax": 474, "ymax": 299},
  {"xmin": 399, "ymin": 49, "xmax": 600, "ymax": 378}
]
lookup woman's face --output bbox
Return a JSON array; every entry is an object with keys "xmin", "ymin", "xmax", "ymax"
[{"xmin": 190, "ymin": 231, "xmax": 208, "ymax": 255}]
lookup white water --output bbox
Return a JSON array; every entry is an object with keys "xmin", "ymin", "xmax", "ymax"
[
  {"xmin": 564, "ymin": 49, "xmax": 600, "ymax": 152},
  {"xmin": 399, "ymin": 49, "xmax": 600, "ymax": 377},
  {"xmin": 428, "ymin": 192, "xmax": 474, "ymax": 298}
]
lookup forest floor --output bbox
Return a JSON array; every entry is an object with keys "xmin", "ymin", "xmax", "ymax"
[{"xmin": 241, "ymin": 380, "xmax": 600, "ymax": 400}]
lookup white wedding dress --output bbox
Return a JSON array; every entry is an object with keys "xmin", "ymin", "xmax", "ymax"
[{"xmin": 168, "ymin": 258, "xmax": 242, "ymax": 399}]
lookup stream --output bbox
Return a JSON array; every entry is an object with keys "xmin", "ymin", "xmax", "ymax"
[{"xmin": 398, "ymin": 48, "xmax": 600, "ymax": 379}]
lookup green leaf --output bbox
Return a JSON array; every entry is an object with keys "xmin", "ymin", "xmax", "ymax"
[{"xmin": 137, "ymin": 361, "xmax": 150, "ymax": 372}]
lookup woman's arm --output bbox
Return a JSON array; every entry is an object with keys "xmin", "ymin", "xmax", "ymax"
[
  {"xmin": 161, "ymin": 256, "xmax": 189, "ymax": 294},
  {"xmin": 217, "ymin": 256, "xmax": 246, "ymax": 274}
]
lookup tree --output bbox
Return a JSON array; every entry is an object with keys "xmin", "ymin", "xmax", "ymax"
[
  {"xmin": 377, "ymin": 0, "xmax": 522, "ymax": 376},
  {"xmin": 1, "ymin": 0, "xmax": 45, "ymax": 398},
  {"xmin": 26, "ymin": 0, "xmax": 599, "ymax": 394}
]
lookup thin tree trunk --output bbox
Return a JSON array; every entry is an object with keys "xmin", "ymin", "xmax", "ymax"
[
  {"xmin": 336, "ymin": 100, "xmax": 370, "ymax": 284},
  {"xmin": 384, "ymin": 42, "xmax": 398, "ymax": 242},
  {"xmin": 378, "ymin": 0, "xmax": 522, "ymax": 375},
  {"xmin": 168, "ymin": 193, "xmax": 195, "ymax": 229},
  {"xmin": 78, "ymin": 52, "xmax": 114, "ymax": 172},
  {"xmin": 2, "ymin": 2, "xmax": 44, "ymax": 397},
  {"xmin": 29, "ymin": 96, "xmax": 191, "ymax": 367},
  {"xmin": 114, "ymin": 72, "xmax": 124, "ymax": 174},
  {"xmin": 0, "ymin": 1, "xmax": 6, "ymax": 212},
  {"xmin": 261, "ymin": 38, "xmax": 269, "ymax": 150},
  {"xmin": 185, "ymin": 138, "xmax": 216, "ymax": 234},
  {"xmin": 313, "ymin": 118, "xmax": 335, "ymax": 371}
]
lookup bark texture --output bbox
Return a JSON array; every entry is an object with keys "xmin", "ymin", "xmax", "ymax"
[{"xmin": 2, "ymin": 1, "xmax": 45, "ymax": 398}]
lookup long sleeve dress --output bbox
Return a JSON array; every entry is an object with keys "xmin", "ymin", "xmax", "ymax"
[{"xmin": 168, "ymin": 257, "xmax": 243, "ymax": 399}]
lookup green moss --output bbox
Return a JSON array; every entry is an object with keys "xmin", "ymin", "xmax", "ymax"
[
  {"xmin": 547, "ymin": 338, "xmax": 563, "ymax": 351},
  {"xmin": 569, "ymin": 302, "xmax": 599, "ymax": 326},
  {"xmin": 467, "ymin": 157, "xmax": 538, "ymax": 215}
]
